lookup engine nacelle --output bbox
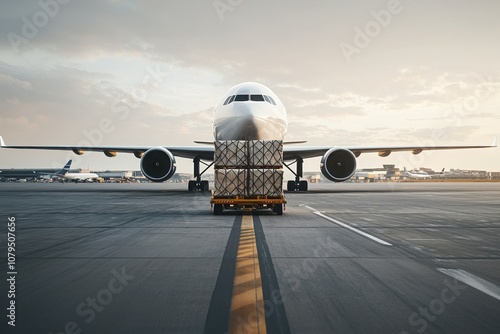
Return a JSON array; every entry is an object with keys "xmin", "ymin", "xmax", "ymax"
[
  {"xmin": 320, "ymin": 148, "xmax": 357, "ymax": 182},
  {"xmin": 140, "ymin": 147, "xmax": 176, "ymax": 182}
]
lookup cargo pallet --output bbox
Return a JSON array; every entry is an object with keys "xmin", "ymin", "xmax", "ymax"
[{"xmin": 210, "ymin": 194, "xmax": 286, "ymax": 215}]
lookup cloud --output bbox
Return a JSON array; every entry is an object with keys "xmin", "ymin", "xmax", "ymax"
[
  {"xmin": 0, "ymin": 73, "xmax": 32, "ymax": 90},
  {"xmin": 1, "ymin": 1, "xmax": 499, "ymax": 172}
]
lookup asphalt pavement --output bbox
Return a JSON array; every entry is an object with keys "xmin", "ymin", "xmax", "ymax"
[{"xmin": 1, "ymin": 182, "xmax": 499, "ymax": 333}]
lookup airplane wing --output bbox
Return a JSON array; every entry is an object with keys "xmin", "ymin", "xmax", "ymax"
[
  {"xmin": 1, "ymin": 135, "xmax": 496, "ymax": 161},
  {"xmin": 0, "ymin": 136, "xmax": 214, "ymax": 160},
  {"xmin": 283, "ymin": 138, "xmax": 497, "ymax": 160}
]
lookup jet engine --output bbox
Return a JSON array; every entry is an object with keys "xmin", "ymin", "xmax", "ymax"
[
  {"xmin": 140, "ymin": 147, "xmax": 176, "ymax": 182},
  {"xmin": 320, "ymin": 148, "xmax": 357, "ymax": 182}
]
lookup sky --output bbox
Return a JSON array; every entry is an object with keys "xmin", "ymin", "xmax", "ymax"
[{"xmin": 1, "ymin": 0, "xmax": 499, "ymax": 175}]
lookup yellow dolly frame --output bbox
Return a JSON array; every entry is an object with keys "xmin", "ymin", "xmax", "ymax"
[{"xmin": 210, "ymin": 194, "xmax": 286, "ymax": 215}]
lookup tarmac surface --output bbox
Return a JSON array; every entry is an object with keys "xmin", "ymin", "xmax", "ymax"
[{"xmin": 1, "ymin": 182, "xmax": 500, "ymax": 334}]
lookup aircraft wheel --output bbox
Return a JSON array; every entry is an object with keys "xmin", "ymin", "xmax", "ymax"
[
  {"xmin": 287, "ymin": 180, "xmax": 295, "ymax": 192},
  {"xmin": 299, "ymin": 180, "xmax": 308, "ymax": 191},
  {"xmin": 188, "ymin": 180, "xmax": 195, "ymax": 191}
]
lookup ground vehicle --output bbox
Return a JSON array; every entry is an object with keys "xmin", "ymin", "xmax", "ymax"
[
  {"xmin": 211, "ymin": 194, "xmax": 286, "ymax": 215},
  {"xmin": 210, "ymin": 140, "xmax": 285, "ymax": 215}
]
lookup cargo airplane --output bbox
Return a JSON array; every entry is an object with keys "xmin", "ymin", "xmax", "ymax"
[{"xmin": 0, "ymin": 82, "xmax": 496, "ymax": 191}]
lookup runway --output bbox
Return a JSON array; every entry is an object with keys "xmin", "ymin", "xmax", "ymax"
[{"xmin": 1, "ymin": 182, "xmax": 500, "ymax": 333}]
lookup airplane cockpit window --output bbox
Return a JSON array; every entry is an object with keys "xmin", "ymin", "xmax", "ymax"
[
  {"xmin": 250, "ymin": 94, "xmax": 265, "ymax": 101},
  {"xmin": 234, "ymin": 94, "xmax": 249, "ymax": 101},
  {"xmin": 267, "ymin": 96, "xmax": 277, "ymax": 105},
  {"xmin": 228, "ymin": 94, "xmax": 272, "ymax": 103}
]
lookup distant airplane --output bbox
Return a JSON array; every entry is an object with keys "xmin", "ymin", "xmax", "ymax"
[
  {"xmin": 436, "ymin": 169, "xmax": 463, "ymax": 178},
  {"xmin": 0, "ymin": 82, "xmax": 497, "ymax": 192},
  {"xmin": 403, "ymin": 167, "xmax": 444, "ymax": 179},
  {"xmin": 55, "ymin": 160, "xmax": 99, "ymax": 182}
]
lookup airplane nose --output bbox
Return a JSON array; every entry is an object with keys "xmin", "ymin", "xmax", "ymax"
[
  {"xmin": 215, "ymin": 115, "xmax": 259, "ymax": 141},
  {"xmin": 214, "ymin": 100, "xmax": 286, "ymax": 140}
]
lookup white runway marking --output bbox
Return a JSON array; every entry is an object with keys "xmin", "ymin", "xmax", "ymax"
[
  {"xmin": 437, "ymin": 268, "xmax": 500, "ymax": 301},
  {"xmin": 304, "ymin": 206, "xmax": 392, "ymax": 246},
  {"xmin": 303, "ymin": 205, "xmax": 317, "ymax": 211}
]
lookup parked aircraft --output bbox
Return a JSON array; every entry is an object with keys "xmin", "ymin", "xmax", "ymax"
[
  {"xmin": 402, "ymin": 167, "xmax": 445, "ymax": 179},
  {"xmin": 54, "ymin": 160, "xmax": 99, "ymax": 182}
]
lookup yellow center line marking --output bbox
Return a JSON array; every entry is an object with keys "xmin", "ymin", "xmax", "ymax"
[{"xmin": 229, "ymin": 214, "xmax": 266, "ymax": 334}]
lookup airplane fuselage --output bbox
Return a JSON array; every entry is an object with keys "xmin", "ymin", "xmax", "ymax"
[
  {"xmin": 212, "ymin": 82, "xmax": 287, "ymax": 141},
  {"xmin": 404, "ymin": 171, "xmax": 430, "ymax": 179},
  {"xmin": 58, "ymin": 173, "xmax": 99, "ymax": 181}
]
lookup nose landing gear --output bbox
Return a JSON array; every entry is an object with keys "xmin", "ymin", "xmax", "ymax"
[
  {"xmin": 188, "ymin": 157, "xmax": 213, "ymax": 192},
  {"xmin": 284, "ymin": 157, "xmax": 308, "ymax": 191}
]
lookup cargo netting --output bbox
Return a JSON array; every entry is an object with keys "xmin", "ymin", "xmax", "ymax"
[
  {"xmin": 213, "ymin": 169, "xmax": 246, "ymax": 197},
  {"xmin": 214, "ymin": 140, "xmax": 283, "ymax": 168},
  {"xmin": 213, "ymin": 140, "xmax": 284, "ymax": 198},
  {"xmin": 247, "ymin": 169, "xmax": 283, "ymax": 197},
  {"xmin": 214, "ymin": 141, "xmax": 248, "ymax": 168},
  {"xmin": 214, "ymin": 169, "xmax": 283, "ymax": 197}
]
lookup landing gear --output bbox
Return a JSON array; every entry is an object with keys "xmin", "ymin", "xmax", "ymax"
[
  {"xmin": 287, "ymin": 180, "xmax": 307, "ymax": 191},
  {"xmin": 189, "ymin": 180, "xmax": 209, "ymax": 192},
  {"xmin": 188, "ymin": 157, "xmax": 213, "ymax": 192},
  {"xmin": 284, "ymin": 157, "xmax": 308, "ymax": 191}
]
